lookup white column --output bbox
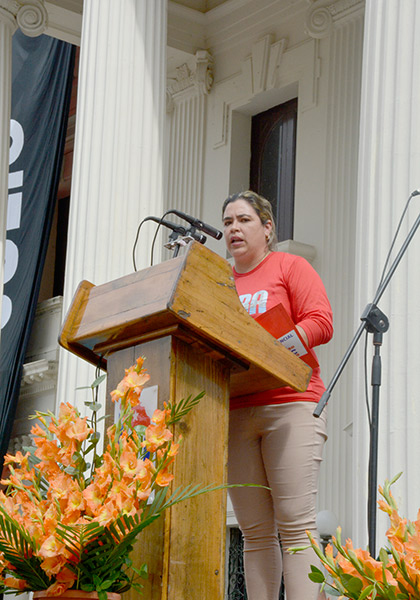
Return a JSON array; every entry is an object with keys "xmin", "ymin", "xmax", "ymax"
[
  {"xmin": 0, "ymin": 0, "xmax": 47, "ymax": 334},
  {"xmin": 57, "ymin": 0, "xmax": 167, "ymax": 410},
  {"xmin": 307, "ymin": 6, "xmax": 365, "ymax": 542},
  {"xmin": 354, "ymin": 0, "xmax": 420, "ymax": 547},
  {"xmin": 166, "ymin": 51, "xmax": 213, "ymax": 217}
]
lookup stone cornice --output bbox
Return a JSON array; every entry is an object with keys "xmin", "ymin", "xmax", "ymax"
[
  {"xmin": 305, "ymin": 0, "xmax": 364, "ymax": 39},
  {"xmin": 0, "ymin": 0, "xmax": 48, "ymax": 36}
]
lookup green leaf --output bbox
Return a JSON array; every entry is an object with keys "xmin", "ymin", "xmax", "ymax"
[
  {"xmin": 358, "ymin": 585, "xmax": 375, "ymax": 600},
  {"xmin": 379, "ymin": 547, "xmax": 390, "ymax": 566},
  {"xmin": 288, "ymin": 544, "xmax": 310, "ymax": 554},
  {"xmin": 64, "ymin": 466, "xmax": 79, "ymax": 475},
  {"xmin": 308, "ymin": 571, "xmax": 325, "ymax": 583},
  {"xmin": 96, "ymin": 414, "xmax": 109, "ymax": 424},
  {"xmin": 341, "ymin": 574, "xmax": 363, "ymax": 594},
  {"xmin": 91, "ymin": 374, "xmax": 107, "ymax": 388},
  {"xmin": 167, "ymin": 391, "xmax": 204, "ymax": 424},
  {"xmin": 324, "ymin": 585, "xmax": 345, "ymax": 597},
  {"xmin": 131, "ymin": 563, "xmax": 148, "ymax": 579},
  {"xmin": 85, "ymin": 402, "xmax": 103, "ymax": 411}
]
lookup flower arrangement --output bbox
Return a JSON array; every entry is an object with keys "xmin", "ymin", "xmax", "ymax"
[
  {"xmin": 0, "ymin": 357, "xmax": 209, "ymax": 598},
  {"xmin": 302, "ymin": 474, "xmax": 420, "ymax": 599}
]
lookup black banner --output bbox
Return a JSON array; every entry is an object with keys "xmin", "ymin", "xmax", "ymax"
[{"xmin": 0, "ymin": 30, "xmax": 75, "ymax": 465}]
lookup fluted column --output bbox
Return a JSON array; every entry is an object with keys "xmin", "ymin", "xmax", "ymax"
[
  {"xmin": 165, "ymin": 51, "xmax": 213, "ymax": 218},
  {"xmin": 0, "ymin": 0, "xmax": 47, "ymax": 334},
  {"xmin": 353, "ymin": 0, "xmax": 420, "ymax": 547},
  {"xmin": 309, "ymin": 5, "xmax": 365, "ymax": 542},
  {"xmin": 57, "ymin": 0, "xmax": 167, "ymax": 409}
]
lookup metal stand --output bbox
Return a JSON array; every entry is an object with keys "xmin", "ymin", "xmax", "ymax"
[
  {"xmin": 314, "ymin": 207, "xmax": 420, "ymax": 556},
  {"xmin": 164, "ymin": 230, "xmax": 206, "ymax": 257}
]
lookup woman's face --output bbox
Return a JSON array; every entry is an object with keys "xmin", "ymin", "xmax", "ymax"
[{"xmin": 222, "ymin": 199, "xmax": 272, "ymax": 272}]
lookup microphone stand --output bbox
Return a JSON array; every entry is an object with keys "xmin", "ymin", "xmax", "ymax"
[
  {"xmin": 164, "ymin": 227, "xmax": 207, "ymax": 257},
  {"xmin": 314, "ymin": 208, "xmax": 420, "ymax": 557}
]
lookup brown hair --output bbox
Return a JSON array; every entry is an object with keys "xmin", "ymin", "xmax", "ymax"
[{"xmin": 222, "ymin": 190, "xmax": 277, "ymax": 250}]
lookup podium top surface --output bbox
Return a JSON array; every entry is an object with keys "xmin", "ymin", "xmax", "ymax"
[{"xmin": 59, "ymin": 242, "xmax": 311, "ymax": 397}]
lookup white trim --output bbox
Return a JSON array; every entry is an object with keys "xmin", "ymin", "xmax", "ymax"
[{"xmin": 44, "ymin": 0, "xmax": 82, "ymax": 44}]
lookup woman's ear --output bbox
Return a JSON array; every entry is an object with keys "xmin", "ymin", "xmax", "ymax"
[{"xmin": 264, "ymin": 219, "xmax": 273, "ymax": 241}]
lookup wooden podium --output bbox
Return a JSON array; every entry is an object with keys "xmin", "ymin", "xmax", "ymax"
[{"xmin": 60, "ymin": 242, "xmax": 311, "ymax": 600}]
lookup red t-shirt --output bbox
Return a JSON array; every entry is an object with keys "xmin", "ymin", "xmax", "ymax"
[{"xmin": 231, "ymin": 251, "xmax": 333, "ymax": 409}]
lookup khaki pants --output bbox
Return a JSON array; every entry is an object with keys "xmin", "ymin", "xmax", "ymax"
[{"xmin": 228, "ymin": 402, "xmax": 327, "ymax": 600}]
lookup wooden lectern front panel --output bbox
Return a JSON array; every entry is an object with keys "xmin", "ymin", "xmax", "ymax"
[{"xmin": 106, "ymin": 335, "xmax": 230, "ymax": 600}]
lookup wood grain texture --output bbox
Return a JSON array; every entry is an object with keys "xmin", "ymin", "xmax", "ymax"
[{"xmin": 165, "ymin": 338, "xmax": 229, "ymax": 600}]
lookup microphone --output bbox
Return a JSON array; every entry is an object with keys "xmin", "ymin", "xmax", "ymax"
[
  {"xmin": 144, "ymin": 216, "xmax": 207, "ymax": 244},
  {"xmin": 412, "ymin": 189, "xmax": 420, "ymax": 197},
  {"xmin": 166, "ymin": 209, "xmax": 223, "ymax": 240}
]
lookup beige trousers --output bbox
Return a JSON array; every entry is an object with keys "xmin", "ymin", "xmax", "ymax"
[{"xmin": 228, "ymin": 402, "xmax": 327, "ymax": 600}]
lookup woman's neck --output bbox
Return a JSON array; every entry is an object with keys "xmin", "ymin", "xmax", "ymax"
[{"xmin": 234, "ymin": 249, "xmax": 271, "ymax": 274}]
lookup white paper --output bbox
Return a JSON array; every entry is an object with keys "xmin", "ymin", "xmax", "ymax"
[{"xmin": 277, "ymin": 329, "xmax": 307, "ymax": 358}]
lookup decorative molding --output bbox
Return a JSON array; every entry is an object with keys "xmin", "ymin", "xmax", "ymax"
[
  {"xmin": 167, "ymin": 50, "xmax": 213, "ymax": 111},
  {"xmin": 21, "ymin": 359, "xmax": 58, "ymax": 388},
  {"xmin": 305, "ymin": 0, "xmax": 333, "ymax": 39},
  {"xmin": 195, "ymin": 50, "xmax": 214, "ymax": 95},
  {"xmin": 305, "ymin": 0, "xmax": 364, "ymax": 39},
  {"xmin": 0, "ymin": 0, "xmax": 20, "ymax": 32},
  {"xmin": 0, "ymin": 0, "xmax": 47, "ymax": 35},
  {"xmin": 17, "ymin": 0, "xmax": 48, "ymax": 35},
  {"xmin": 34, "ymin": 295, "xmax": 63, "ymax": 317},
  {"xmin": 241, "ymin": 35, "xmax": 287, "ymax": 97},
  {"xmin": 212, "ymin": 35, "xmax": 287, "ymax": 149}
]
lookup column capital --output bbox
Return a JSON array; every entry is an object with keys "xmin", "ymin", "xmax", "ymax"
[
  {"xmin": 305, "ymin": 0, "xmax": 364, "ymax": 39},
  {"xmin": 0, "ymin": 0, "xmax": 48, "ymax": 37},
  {"xmin": 167, "ymin": 50, "xmax": 213, "ymax": 111}
]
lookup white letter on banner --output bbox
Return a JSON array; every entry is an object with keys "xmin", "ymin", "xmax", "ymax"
[
  {"xmin": 4, "ymin": 240, "xmax": 19, "ymax": 284},
  {"xmin": 1, "ymin": 296, "xmax": 12, "ymax": 329},
  {"xmin": 7, "ymin": 193, "xmax": 22, "ymax": 231},
  {"xmin": 9, "ymin": 120, "xmax": 24, "ymax": 165}
]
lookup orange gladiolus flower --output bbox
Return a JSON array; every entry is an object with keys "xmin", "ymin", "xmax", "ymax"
[
  {"xmin": 95, "ymin": 499, "xmax": 119, "ymax": 527},
  {"xmin": 119, "ymin": 448, "xmax": 141, "ymax": 477},
  {"xmin": 3, "ymin": 577, "xmax": 27, "ymax": 591},
  {"xmin": 155, "ymin": 468, "xmax": 174, "ymax": 487},
  {"xmin": 83, "ymin": 483, "xmax": 105, "ymax": 515},
  {"xmin": 34, "ymin": 437, "xmax": 61, "ymax": 466},
  {"xmin": 143, "ymin": 409, "xmax": 172, "ymax": 452},
  {"xmin": 111, "ymin": 366, "xmax": 150, "ymax": 408},
  {"xmin": 46, "ymin": 567, "xmax": 77, "ymax": 597},
  {"xmin": 30, "ymin": 422, "xmax": 48, "ymax": 439},
  {"xmin": 3, "ymin": 451, "xmax": 31, "ymax": 469}
]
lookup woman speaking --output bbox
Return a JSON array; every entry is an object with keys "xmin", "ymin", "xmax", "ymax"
[{"xmin": 223, "ymin": 191, "xmax": 333, "ymax": 600}]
